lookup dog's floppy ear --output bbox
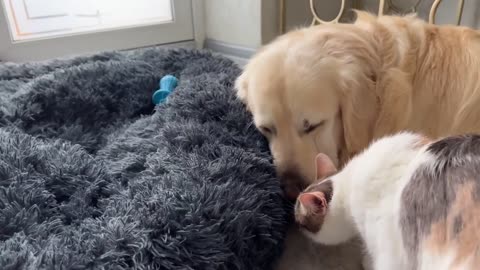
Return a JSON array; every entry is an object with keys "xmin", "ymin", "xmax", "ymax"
[
  {"xmin": 372, "ymin": 68, "xmax": 412, "ymax": 138},
  {"xmin": 339, "ymin": 64, "xmax": 379, "ymax": 158},
  {"xmin": 235, "ymin": 70, "xmax": 249, "ymax": 104}
]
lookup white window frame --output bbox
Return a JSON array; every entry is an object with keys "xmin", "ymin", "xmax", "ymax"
[{"xmin": 0, "ymin": 0, "xmax": 196, "ymax": 62}]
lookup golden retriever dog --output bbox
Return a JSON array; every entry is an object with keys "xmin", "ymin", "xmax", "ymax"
[
  {"xmin": 236, "ymin": 12, "xmax": 480, "ymax": 200},
  {"xmin": 236, "ymin": 12, "xmax": 480, "ymax": 270}
]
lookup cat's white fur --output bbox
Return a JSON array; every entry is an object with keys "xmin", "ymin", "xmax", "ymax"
[{"xmin": 300, "ymin": 132, "xmax": 465, "ymax": 270}]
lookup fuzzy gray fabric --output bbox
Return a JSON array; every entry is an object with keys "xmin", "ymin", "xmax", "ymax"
[{"xmin": 0, "ymin": 48, "xmax": 289, "ymax": 270}]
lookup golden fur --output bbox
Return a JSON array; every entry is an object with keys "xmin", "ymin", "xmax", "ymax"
[{"xmin": 235, "ymin": 12, "xmax": 480, "ymax": 199}]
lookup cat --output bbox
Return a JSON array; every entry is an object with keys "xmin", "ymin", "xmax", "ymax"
[{"xmin": 294, "ymin": 132, "xmax": 480, "ymax": 270}]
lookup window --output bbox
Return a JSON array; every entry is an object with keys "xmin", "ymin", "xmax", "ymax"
[
  {"xmin": 4, "ymin": 0, "xmax": 174, "ymax": 41},
  {"xmin": 0, "ymin": 0, "xmax": 194, "ymax": 61}
]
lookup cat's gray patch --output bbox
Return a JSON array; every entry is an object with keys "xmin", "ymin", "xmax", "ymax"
[
  {"xmin": 453, "ymin": 215, "xmax": 463, "ymax": 235},
  {"xmin": 400, "ymin": 134, "xmax": 480, "ymax": 269}
]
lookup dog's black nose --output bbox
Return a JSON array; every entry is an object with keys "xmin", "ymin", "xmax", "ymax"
[
  {"xmin": 279, "ymin": 169, "xmax": 307, "ymax": 201},
  {"xmin": 282, "ymin": 184, "xmax": 302, "ymax": 201}
]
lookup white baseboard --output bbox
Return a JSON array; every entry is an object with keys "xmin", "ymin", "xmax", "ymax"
[{"xmin": 204, "ymin": 39, "xmax": 256, "ymax": 59}]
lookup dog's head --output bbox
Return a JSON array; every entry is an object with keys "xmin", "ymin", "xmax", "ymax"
[{"xmin": 235, "ymin": 24, "xmax": 380, "ymax": 200}]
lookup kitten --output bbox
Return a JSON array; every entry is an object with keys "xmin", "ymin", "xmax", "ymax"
[{"xmin": 295, "ymin": 132, "xmax": 480, "ymax": 270}]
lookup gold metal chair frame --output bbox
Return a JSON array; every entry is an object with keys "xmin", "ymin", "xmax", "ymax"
[{"xmin": 279, "ymin": 0, "xmax": 466, "ymax": 33}]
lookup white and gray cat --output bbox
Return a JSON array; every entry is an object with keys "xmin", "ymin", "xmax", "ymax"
[{"xmin": 295, "ymin": 132, "xmax": 480, "ymax": 270}]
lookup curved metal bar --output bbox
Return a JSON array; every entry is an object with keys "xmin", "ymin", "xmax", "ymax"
[
  {"xmin": 378, "ymin": 0, "xmax": 386, "ymax": 16},
  {"xmin": 279, "ymin": 0, "xmax": 286, "ymax": 33},
  {"xmin": 456, "ymin": 0, "xmax": 465, "ymax": 25},
  {"xmin": 429, "ymin": 0, "xmax": 443, "ymax": 24},
  {"xmin": 429, "ymin": 0, "xmax": 464, "ymax": 25},
  {"xmin": 310, "ymin": 0, "xmax": 346, "ymax": 25},
  {"xmin": 306, "ymin": 0, "xmax": 465, "ymax": 27}
]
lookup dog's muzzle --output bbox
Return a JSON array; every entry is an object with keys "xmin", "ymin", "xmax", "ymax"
[{"xmin": 278, "ymin": 168, "xmax": 308, "ymax": 201}]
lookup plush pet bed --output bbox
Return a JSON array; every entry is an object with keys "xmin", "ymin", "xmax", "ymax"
[{"xmin": 0, "ymin": 48, "xmax": 289, "ymax": 269}]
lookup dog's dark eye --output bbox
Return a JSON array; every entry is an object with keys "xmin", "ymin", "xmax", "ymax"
[
  {"xmin": 259, "ymin": 126, "xmax": 275, "ymax": 135},
  {"xmin": 304, "ymin": 120, "xmax": 325, "ymax": 134}
]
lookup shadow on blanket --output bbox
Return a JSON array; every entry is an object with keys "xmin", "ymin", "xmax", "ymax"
[{"xmin": 0, "ymin": 48, "xmax": 289, "ymax": 269}]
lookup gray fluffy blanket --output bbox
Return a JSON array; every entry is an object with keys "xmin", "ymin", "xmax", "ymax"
[{"xmin": 0, "ymin": 48, "xmax": 288, "ymax": 269}]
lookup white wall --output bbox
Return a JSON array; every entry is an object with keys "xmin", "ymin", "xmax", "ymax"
[
  {"xmin": 204, "ymin": 0, "xmax": 262, "ymax": 48},
  {"xmin": 204, "ymin": 0, "xmax": 349, "ymax": 49}
]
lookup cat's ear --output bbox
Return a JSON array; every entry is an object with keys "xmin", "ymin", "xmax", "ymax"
[
  {"xmin": 297, "ymin": 191, "xmax": 328, "ymax": 218},
  {"xmin": 315, "ymin": 153, "xmax": 337, "ymax": 179}
]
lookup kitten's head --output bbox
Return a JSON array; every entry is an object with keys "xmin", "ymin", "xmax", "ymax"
[
  {"xmin": 294, "ymin": 153, "xmax": 336, "ymax": 234},
  {"xmin": 295, "ymin": 179, "xmax": 333, "ymax": 233},
  {"xmin": 294, "ymin": 153, "xmax": 356, "ymax": 245}
]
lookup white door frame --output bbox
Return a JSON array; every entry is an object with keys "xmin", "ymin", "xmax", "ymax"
[{"xmin": 192, "ymin": 0, "xmax": 205, "ymax": 49}]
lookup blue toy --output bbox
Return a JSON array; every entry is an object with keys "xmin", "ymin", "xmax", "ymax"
[{"xmin": 152, "ymin": 75, "xmax": 178, "ymax": 105}]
